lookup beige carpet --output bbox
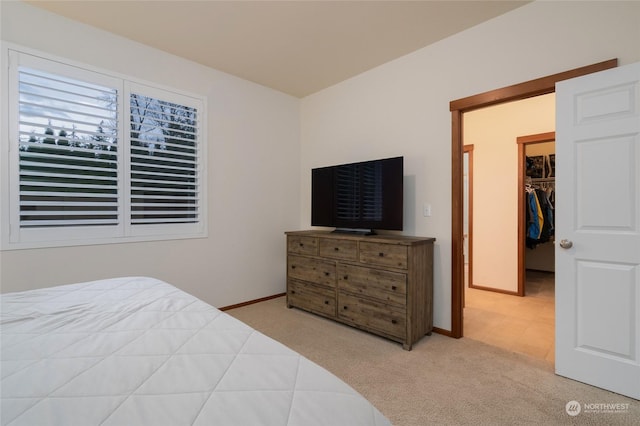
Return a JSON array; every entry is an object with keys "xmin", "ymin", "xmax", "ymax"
[{"xmin": 226, "ymin": 296, "xmax": 638, "ymax": 426}]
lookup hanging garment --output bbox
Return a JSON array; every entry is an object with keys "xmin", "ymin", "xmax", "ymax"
[
  {"xmin": 533, "ymin": 189, "xmax": 544, "ymax": 239},
  {"xmin": 535, "ymin": 188, "xmax": 554, "ymax": 244},
  {"xmin": 526, "ymin": 189, "xmax": 541, "ymax": 248},
  {"xmin": 525, "ymin": 186, "xmax": 555, "ymax": 249}
]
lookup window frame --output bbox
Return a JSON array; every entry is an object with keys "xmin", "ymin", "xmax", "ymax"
[{"xmin": 1, "ymin": 45, "xmax": 208, "ymax": 250}]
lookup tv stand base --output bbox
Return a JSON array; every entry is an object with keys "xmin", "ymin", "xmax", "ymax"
[{"xmin": 332, "ymin": 228, "xmax": 376, "ymax": 236}]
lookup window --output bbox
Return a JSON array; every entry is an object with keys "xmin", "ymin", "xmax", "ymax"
[
  {"xmin": 3, "ymin": 49, "xmax": 206, "ymax": 249},
  {"xmin": 17, "ymin": 65, "xmax": 120, "ymax": 231},
  {"xmin": 129, "ymin": 89, "xmax": 199, "ymax": 228}
]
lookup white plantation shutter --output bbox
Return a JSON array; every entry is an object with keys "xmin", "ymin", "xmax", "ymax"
[
  {"xmin": 129, "ymin": 90, "xmax": 200, "ymax": 226},
  {"xmin": 18, "ymin": 67, "xmax": 120, "ymax": 229},
  {"xmin": 5, "ymin": 50, "xmax": 206, "ymax": 249}
]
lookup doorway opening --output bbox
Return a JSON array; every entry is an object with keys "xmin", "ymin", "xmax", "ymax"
[
  {"xmin": 463, "ymin": 131, "xmax": 557, "ymax": 361},
  {"xmin": 449, "ymin": 59, "xmax": 617, "ymax": 339},
  {"xmin": 520, "ymin": 133, "xmax": 556, "ymax": 361},
  {"xmin": 517, "ymin": 132, "xmax": 556, "ymax": 296}
]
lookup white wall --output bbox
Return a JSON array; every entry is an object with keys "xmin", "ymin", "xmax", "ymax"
[
  {"xmin": 0, "ymin": 1, "xmax": 301, "ymax": 308},
  {"xmin": 464, "ymin": 94, "xmax": 555, "ymax": 292},
  {"xmin": 300, "ymin": 1, "xmax": 640, "ymax": 331}
]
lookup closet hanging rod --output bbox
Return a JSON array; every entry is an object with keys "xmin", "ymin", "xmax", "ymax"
[{"xmin": 529, "ymin": 177, "xmax": 555, "ymax": 182}]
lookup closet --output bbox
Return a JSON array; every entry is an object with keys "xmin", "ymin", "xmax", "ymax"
[
  {"xmin": 525, "ymin": 144, "xmax": 555, "ymax": 272},
  {"xmin": 517, "ymin": 133, "xmax": 555, "ymax": 296}
]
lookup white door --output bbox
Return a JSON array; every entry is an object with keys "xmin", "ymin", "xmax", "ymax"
[{"xmin": 556, "ymin": 61, "xmax": 640, "ymax": 399}]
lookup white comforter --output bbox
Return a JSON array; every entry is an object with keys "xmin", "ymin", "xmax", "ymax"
[{"xmin": 1, "ymin": 277, "xmax": 391, "ymax": 426}]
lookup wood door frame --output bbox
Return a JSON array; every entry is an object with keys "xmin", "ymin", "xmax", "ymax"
[
  {"xmin": 517, "ymin": 131, "xmax": 556, "ymax": 297},
  {"xmin": 448, "ymin": 59, "xmax": 617, "ymax": 338},
  {"xmin": 463, "ymin": 144, "xmax": 474, "ymax": 300}
]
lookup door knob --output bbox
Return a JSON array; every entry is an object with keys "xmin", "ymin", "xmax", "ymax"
[{"xmin": 559, "ymin": 239, "xmax": 573, "ymax": 249}]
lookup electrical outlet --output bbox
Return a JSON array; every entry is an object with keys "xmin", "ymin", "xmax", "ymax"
[{"xmin": 423, "ymin": 203, "xmax": 432, "ymax": 217}]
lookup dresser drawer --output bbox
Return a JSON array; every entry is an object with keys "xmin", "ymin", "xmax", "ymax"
[
  {"xmin": 287, "ymin": 235, "xmax": 318, "ymax": 256},
  {"xmin": 288, "ymin": 279, "xmax": 336, "ymax": 317},
  {"xmin": 338, "ymin": 292, "xmax": 406, "ymax": 339},
  {"xmin": 359, "ymin": 241, "xmax": 408, "ymax": 269},
  {"xmin": 288, "ymin": 254, "xmax": 336, "ymax": 287},
  {"xmin": 319, "ymin": 238, "xmax": 358, "ymax": 261},
  {"xmin": 337, "ymin": 264, "xmax": 406, "ymax": 307}
]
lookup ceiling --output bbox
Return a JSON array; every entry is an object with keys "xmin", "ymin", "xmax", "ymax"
[{"xmin": 26, "ymin": 1, "xmax": 529, "ymax": 98}]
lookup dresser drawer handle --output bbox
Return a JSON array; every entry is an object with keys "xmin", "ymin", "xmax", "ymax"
[
  {"xmin": 324, "ymin": 272, "xmax": 330, "ymax": 276},
  {"xmin": 379, "ymin": 252, "xmax": 384, "ymax": 257},
  {"xmin": 299, "ymin": 243, "xmax": 304, "ymax": 247},
  {"xmin": 291, "ymin": 290, "xmax": 296, "ymax": 294},
  {"xmin": 324, "ymin": 300, "xmax": 329, "ymax": 305},
  {"xmin": 391, "ymin": 285, "xmax": 397, "ymax": 291},
  {"xmin": 343, "ymin": 306, "xmax": 348, "ymax": 310},
  {"xmin": 343, "ymin": 275, "xmax": 348, "ymax": 280},
  {"xmin": 334, "ymin": 247, "xmax": 340, "ymax": 251},
  {"xmin": 391, "ymin": 319, "xmax": 397, "ymax": 324},
  {"xmin": 291, "ymin": 265, "xmax": 296, "ymax": 269}
]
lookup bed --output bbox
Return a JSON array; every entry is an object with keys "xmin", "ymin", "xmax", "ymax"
[{"xmin": 0, "ymin": 276, "xmax": 391, "ymax": 426}]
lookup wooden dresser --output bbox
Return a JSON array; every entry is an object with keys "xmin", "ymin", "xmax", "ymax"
[{"xmin": 285, "ymin": 230, "xmax": 435, "ymax": 350}]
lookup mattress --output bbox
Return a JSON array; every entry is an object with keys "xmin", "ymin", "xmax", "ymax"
[{"xmin": 1, "ymin": 277, "xmax": 391, "ymax": 426}]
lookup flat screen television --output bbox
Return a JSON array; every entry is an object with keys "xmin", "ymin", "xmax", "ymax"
[{"xmin": 311, "ymin": 156, "xmax": 403, "ymax": 235}]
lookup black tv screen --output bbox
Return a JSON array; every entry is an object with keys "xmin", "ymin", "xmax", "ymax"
[{"xmin": 311, "ymin": 156, "xmax": 403, "ymax": 234}]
